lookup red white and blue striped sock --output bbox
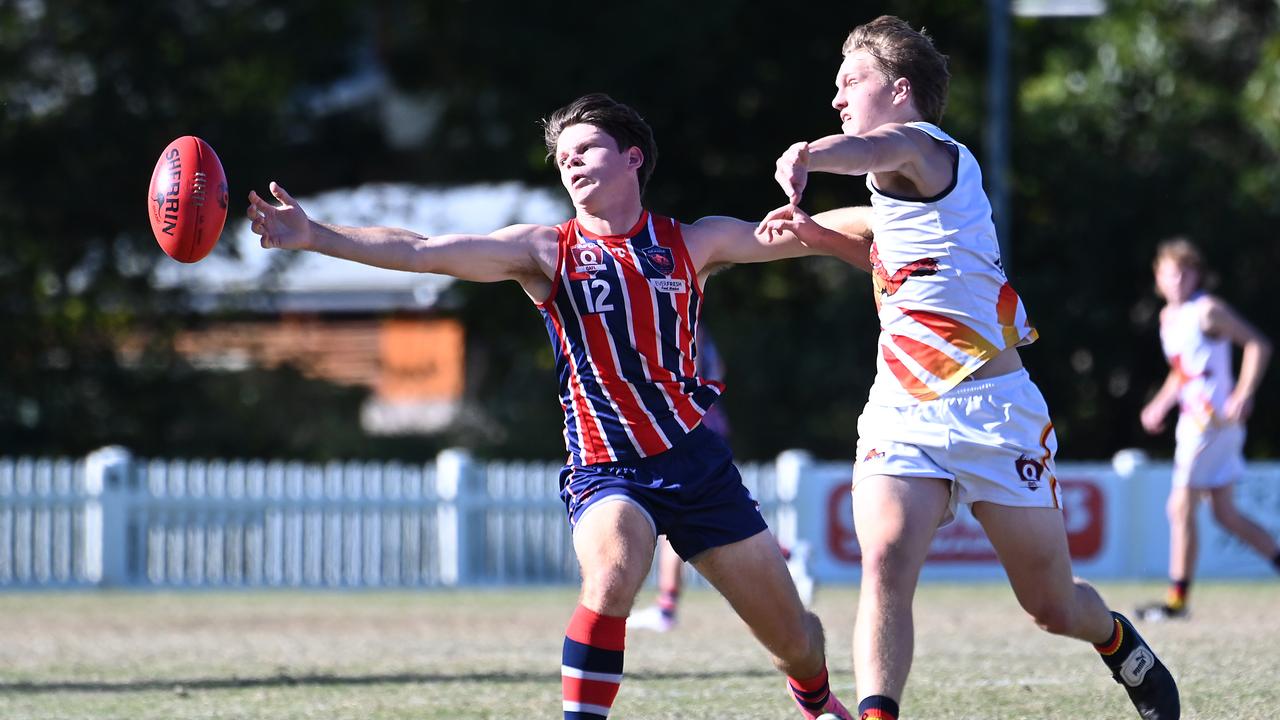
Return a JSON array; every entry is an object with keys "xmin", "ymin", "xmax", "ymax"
[
  {"xmin": 562, "ymin": 605, "xmax": 626, "ymax": 719},
  {"xmin": 788, "ymin": 665, "xmax": 834, "ymax": 717}
]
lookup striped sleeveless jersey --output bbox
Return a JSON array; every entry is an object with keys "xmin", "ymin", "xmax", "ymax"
[{"xmin": 537, "ymin": 211, "xmax": 723, "ymax": 465}]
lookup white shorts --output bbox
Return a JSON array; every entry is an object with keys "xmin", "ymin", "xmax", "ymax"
[
  {"xmin": 853, "ymin": 369, "xmax": 1062, "ymax": 526},
  {"xmin": 1173, "ymin": 415, "xmax": 1245, "ymax": 488}
]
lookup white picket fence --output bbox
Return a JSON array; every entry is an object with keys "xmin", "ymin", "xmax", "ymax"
[
  {"xmin": 0, "ymin": 447, "xmax": 786, "ymax": 589},
  {"xmin": 8, "ymin": 447, "xmax": 1279, "ymax": 590}
]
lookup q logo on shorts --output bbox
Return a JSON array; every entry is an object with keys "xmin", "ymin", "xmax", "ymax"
[{"xmin": 1015, "ymin": 455, "xmax": 1044, "ymax": 491}]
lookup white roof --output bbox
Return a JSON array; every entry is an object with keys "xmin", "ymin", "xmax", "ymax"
[{"xmin": 152, "ymin": 182, "xmax": 569, "ymax": 312}]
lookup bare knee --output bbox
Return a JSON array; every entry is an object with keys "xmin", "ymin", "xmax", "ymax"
[
  {"xmin": 860, "ymin": 543, "xmax": 922, "ymax": 595},
  {"xmin": 1167, "ymin": 490, "xmax": 1195, "ymax": 523},
  {"xmin": 1023, "ymin": 596, "xmax": 1078, "ymax": 636},
  {"xmin": 579, "ymin": 566, "xmax": 645, "ymax": 614}
]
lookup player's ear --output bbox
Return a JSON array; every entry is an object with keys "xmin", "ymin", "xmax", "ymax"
[
  {"xmin": 625, "ymin": 146, "xmax": 644, "ymax": 171},
  {"xmin": 891, "ymin": 77, "xmax": 912, "ymax": 106}
]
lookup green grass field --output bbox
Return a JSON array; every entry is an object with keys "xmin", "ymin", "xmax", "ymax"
[{"xmin": 0, "ymin": 581, "xmax": 1275, "ymax": 719}]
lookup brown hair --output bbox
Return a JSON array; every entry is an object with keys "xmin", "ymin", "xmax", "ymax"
[
  {"xmin": 843, "ymin": 16, "xmax": 950, "ymax": 125},
  {"xmin": 542, "ymin": 93, "xmax": 658, "ymax": 195}
]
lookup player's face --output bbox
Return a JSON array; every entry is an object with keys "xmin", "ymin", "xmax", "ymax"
[
  {"xmin": 555, "ymin": 123, "xmax": 641, "ymax": 207},
  {"xmin": 1154, "ymin": 258, "xmax": 1198, "ymax": 303},
  {"xmin": 832, "ymin": 51, "xmax": 898, "ymax": 135}
]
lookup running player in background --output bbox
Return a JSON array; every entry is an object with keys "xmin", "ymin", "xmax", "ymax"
[
  {"xmin": 1137, "ymin": 237, "xmax": 1279, "ymax": 621},
  {"xmin": 628, "ymin": 329, "xmax": 817, "ymax": 634},
  {"xmin": 757, "ymin": 16, "xmax": 1179, "ymax": 720},
  {"xmin": 248, "ymin": 93, "xmax": 868, "ymax": 720}
]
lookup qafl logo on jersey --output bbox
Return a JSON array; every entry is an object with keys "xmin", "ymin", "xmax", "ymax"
[
  {"xmin": 1015, "ymin": 454, "xmax": 1045, "ymax": 491},
  {"xmin": 569, "ymin": 242, "xmax": 608, "ymax": 280},
  {"xmin": 638, "ymin": 246, "xmax": 676, "ymax": 276}
]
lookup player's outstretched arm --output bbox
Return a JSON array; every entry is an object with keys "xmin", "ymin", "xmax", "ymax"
[
  {"xmin": 247, "ymin": 182, "xmax": 557, "ymax": 287},
  {"xmin": 773, "ymin": 125, "xmax": 953, "ymax": 204},
  {"xmin": 686, "ymin": 209, "xmax": 873, "ymax": 277},
  {"xmin": 750, "ymin": 205, "xmax": 874, "ymax": 273}
]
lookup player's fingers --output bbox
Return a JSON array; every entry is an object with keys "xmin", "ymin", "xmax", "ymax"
[
  {"xmin": 269, "ymin": 181, "xmax": 295, "ymax": 207},
  {"xmin": 248, "ymin": 191, "xmax": 278, "ymax": 216},
  {"xmin": 756, "ymin": 205, "xmax": 793, "ymax": 233},
  {"xmin": 768, "ymin": 219, "xmax": 800, "ymax": 235}
]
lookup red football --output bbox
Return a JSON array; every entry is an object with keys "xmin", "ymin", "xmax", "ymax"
[{"xmin": 147, "ymin": 136, "xmax": 228, "ymax": 263}]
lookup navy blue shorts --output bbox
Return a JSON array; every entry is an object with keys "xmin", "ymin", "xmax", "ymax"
[{"xmin": 558, "ymin": 424, "xmax": 768, "ymax": 561}]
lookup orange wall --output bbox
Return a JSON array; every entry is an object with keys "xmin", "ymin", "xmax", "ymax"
[{"xmin": 174, "ymin": 315, "xmax": 465, "ymax": 402}]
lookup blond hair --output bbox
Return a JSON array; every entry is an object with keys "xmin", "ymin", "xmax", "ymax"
[{"xmin": 1154, "ymin": 236, "xmax": 1214, "ymax": 291}]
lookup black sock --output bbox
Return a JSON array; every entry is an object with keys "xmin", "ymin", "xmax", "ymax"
[
  {"xmin": 858, "ymin": 695, "xmax": 899, "ymax": 720},
  {"xmin": 1271, "ymin": 551, "xmax": 1280, "ymax": 573}
]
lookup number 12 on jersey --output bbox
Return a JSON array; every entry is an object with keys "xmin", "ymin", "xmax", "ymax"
[{"xmin": 580, "ymin": 279, "xmax": 615, "ymax": 314}]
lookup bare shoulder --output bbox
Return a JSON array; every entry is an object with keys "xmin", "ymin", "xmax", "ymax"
[
  {"xmin": 681, "ymin": 216, "xmax": 753, "ymax": 268},
  {"xmin": 497, "ymin": 223, "xmax": 561, "ymax": 279},
  {"xmin": 491, "ymin": 223, "xmax": 560, "ymax": 245},
  {"xmin": 682, "ymin": 215, "xmax": 744, "ymax": 236},
  {"xmin": 681, "ymin": 215, "xmax": 748, "ymax": 251}
]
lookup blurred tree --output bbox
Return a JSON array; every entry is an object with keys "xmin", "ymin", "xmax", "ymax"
[
  {"xmin": 0, "ymin": 0, "xmax": 417, "ymax": 460},
  {"xmin": 1014, "ymin": 0, "xmax": 1280, "ymax": 458},
  {"xmin": 3, "ymin": 0, "xmax": 1278, "ymax": 462}
]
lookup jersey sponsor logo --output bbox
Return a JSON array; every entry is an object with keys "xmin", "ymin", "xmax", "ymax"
[
  {"xmin": 651, "ymin": 278, "xmax": 687, "ymax": 294},
  {"xmin": 569, "ymin": 242, "xmax": 608, "ymax": 280},
  {"xmin": 638, "ymin": 246, "xmax": 676, "ymax": 276},
  {"xmin": 1015, "ymin": 454, "xmax": 1045, "ymax": 491},
  {"xmin": 862, "ymin": 447, "xmax": 885, "ymax": 463}
]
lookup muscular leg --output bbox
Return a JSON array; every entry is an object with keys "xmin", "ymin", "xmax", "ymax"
[
  {"xmin": 971, "ymin": 503, "xmax": 1113, "ymax": 642},
  {"xmin": 561, "ymin": 500, "xmax": 657, "ymax": 719},
  {"xmin": 691, "ymin": 529, "xmax": 824, "ymax": 678},
  {"xmin": 1207, "ymin": 485, "xmax": 1280, "ymax": 558},
  {"xmin": 974, "ymin": 502, "xmax": 1180, "ymax": 718},
  {"xmin": 850, "ymin": 475, "xmax": 952, "ymax": 702},
  {"xmin": 573, "ymin": 500, "xmax": 658, "ymax": 614}
]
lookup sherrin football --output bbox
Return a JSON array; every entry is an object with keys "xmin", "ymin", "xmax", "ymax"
[{"xmin": 147, "ymin": 135, "xmax": 228, "ymax": 263}]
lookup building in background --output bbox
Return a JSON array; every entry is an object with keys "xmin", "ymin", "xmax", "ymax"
[{"xmin": 150, "ymin": 182, "xmax": 568, "ymax": 435}]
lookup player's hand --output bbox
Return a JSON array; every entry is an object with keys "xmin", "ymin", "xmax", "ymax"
[
  {"xmin": 1222, "ymin": 391, "xmax": 1253, "ymax": 425},
  {"xmin": 1139, "ymin": 402, "xmax": 1167, "ymax": 435},
  {"xmin": 754, "ymin": 204, "xmax": 822, "ymax": 247},
  {"xmin": 773, "ymin": 141, "xmax": 810, "ymax": 205},
  {"xmin": 247, "ymin": 182, "xmax": 311, "ymax": 250}
]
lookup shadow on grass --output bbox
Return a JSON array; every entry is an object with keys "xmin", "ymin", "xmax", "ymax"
[{"xmin": 0, "ymin": 668, "xmax": 778, "ymax": 694}]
